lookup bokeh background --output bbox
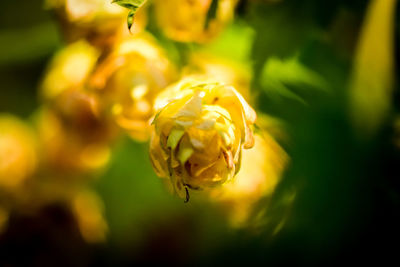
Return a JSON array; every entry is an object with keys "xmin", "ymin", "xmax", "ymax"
[{"xmin": 1, "ymin": 0, "xmax": 400, "ymax": 265}]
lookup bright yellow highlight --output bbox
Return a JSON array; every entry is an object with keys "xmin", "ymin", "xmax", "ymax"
[
  {"xmin": 41, "ymin": 40, "xmax": 99, "ymax": 100},
  {"xmin": 150, "ymin": 77, "xmax": 256, "ymax": 201}
]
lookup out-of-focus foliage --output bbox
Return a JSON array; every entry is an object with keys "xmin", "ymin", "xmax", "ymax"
[
  {"xmin": 349, "ymin": 0, "xmax": 397, "ymax": 137},
  {"xmin": 0, "ymin": 0, "xmax": 400, "ymax": 265}
]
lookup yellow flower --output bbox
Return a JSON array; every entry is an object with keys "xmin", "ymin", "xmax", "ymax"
[
  {"xmin": 46, "ymin": 0, "xmax": 147, "ymax": 47},
  {"xmin": 183, "ymin": 52, "xmax": 252, "ymax": 102},
  {"xmin": 89, "ymin": 33, "xmax": 177, "ymax": 141},
  {"xmin": 40, "ymin": 40, "xmax": 100, "ymax": 101},
  {"xmin": 153, "ymin": 0, "xmax": 238, "ymax": 43},
  {"xmin": 209, "ymin": 125, "xmax": 288, "ymax": 227},
  {"xmin": 39, "ymin": 41, "xmax": 117, "ymax": 173},
  {"xmin": 36, "ymin": 105, "xmax": 114, "ymax": 174},
  {"xmin": 150, "ymin": 77, "xmax": 256, "ymax": 201},
  {"xmin": 0, "ymin": 114, "xmax": 37, "ymax": 189}
]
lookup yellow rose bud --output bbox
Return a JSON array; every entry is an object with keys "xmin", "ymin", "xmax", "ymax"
[
  {"xmin": 0, "ymin": 115, "xmax": 37, "ymax": 190},
  {"xmin": 89, "ymin": 33, "xmax": 177, "ymax": 141},
  {"xmin": 153, "ymin": 0, "xmax": 238, "ymax": 43},
  {"xmin": 150, "ymin": 77, "xmax": 256, "ymax": 201}
]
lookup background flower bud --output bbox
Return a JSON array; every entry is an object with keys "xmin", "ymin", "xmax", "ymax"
[
  {"xmin": 153, "ymin": 0, "xmax": 238, "ymax": 43},
  {"xmin": 89, "ymin": 33, "xmax": 177, "ymax": 141},
  {"xmin": 39, "ymin": 41, "xmax": 117, "ymax": 174}
]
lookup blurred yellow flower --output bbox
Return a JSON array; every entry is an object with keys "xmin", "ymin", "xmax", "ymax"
[
  {"xmin": 89, "ymin": 33, "xmax": 177, "ymax": 141},
  {"xmin": 41, "ymin": 40, "xmax": 100, "ymax": 101},
  {"xmin": 36, "ymin": 105, "xmax": 114, "ymax": 174},
  {"xmin": 153, "ymin": 0, "xmax": 238, "ymax": 43},
  {"xmin": 209, "ymin": 128, "xmax": 287, "ymax": 227},
  {"xmin": 183, "ymin": 52, "xmax": 252, "ymax": 101},
  {"xmin": 46, "ymin": 0, "xmax": 147, "ymax": 47},
  {"xmin": 0, "ymin": 115, "xmax": 37, "ymax": 189},
  {"xmin": 1, "ymin": 179, "xmax": 108, "ymax": 244},
  {"xmin": 39, "ymin": 40, "xmax": 117, "ymax": 173},
  {"xmin": 150, "ymin": 77, "xmax": 256, "ymax": 201}
]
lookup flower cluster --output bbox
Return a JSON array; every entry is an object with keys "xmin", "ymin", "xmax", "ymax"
[{"xmin": 0, "ymin": 0, "xmax": 287, "ymax": 240}]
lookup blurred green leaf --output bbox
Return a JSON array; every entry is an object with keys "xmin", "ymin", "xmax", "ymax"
[
  {"xmin": 199, "ymin": 21, "xmax": 255, "ymax": 64},
  {"xmin": 260, "ymin": 56, "xmax": 329, "ymax": 105}
]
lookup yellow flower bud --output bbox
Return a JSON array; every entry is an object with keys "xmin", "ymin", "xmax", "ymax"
[
  {"xmin": 39, "ymin": 40, "xmax": 118, "ymax": 173},
  {"xmin": 40, "ymin": 40, "xmax": 100, "ymax": 101},
  {"xmin": 0, "ymin": 115, "xmax": 37, "ymax": 190},
  {"xmin": 153, "ymin": 0, "xmax": 238, "ymax": 43},
  {"xmin": 45, "ymin": 0, "xmax": 147, "ymax": 47},
  {"xmin": 89, "ymin": 33, "xmax": 177, "ymax": 141},
  {"xmin": 150, "ymin": 77, "xmax": 256, "ymax": 201}
]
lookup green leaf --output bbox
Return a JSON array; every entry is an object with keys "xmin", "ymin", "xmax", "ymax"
[{"xmin": 112, "ymin": 0, "xmax": 147, "ymax": 30}]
